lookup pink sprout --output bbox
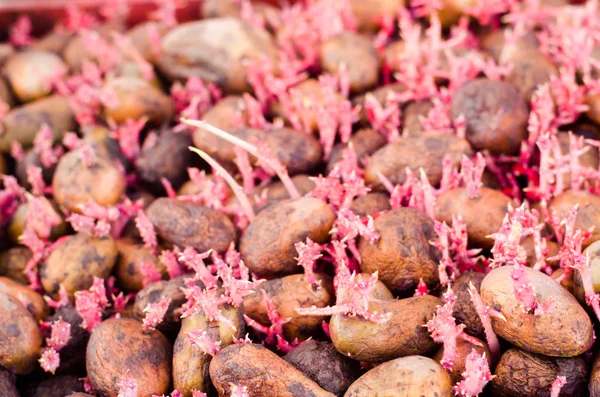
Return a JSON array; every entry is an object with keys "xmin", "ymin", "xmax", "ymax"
[
  {"xmin": 239, "ymin": 0, "xmax": 266, "ymax": 30},
  {"xmin": 25, "ymin": 194, "xmax": 62, "ymax": 239},
  {"xmin": 549, "ymin": 67, "xmax": 588, "ymax": 126},
  {"xmin": 46, "ymin": 317, "xmax": 71, "ymax": 350},
  {"xmin": 117, "ymin": 374, "xmax": 138, "ymax": 397},
  {"xmin": 111, "ymin": 118, "xmax": 147, "ymax": 161},
  {"xmin": 453, "ymin": 350, "xmax": 494, "ymax": 397},
  {"xmin": 414, "ymin": 278, "xmax": 430, "ymax": 297},
  {"xmin": 550, "ymin": 376, "xmax": 567, "ymax": 397},
  {"xmin": 9, "ymin": 16, "xmax": 33, "ymax": 47},
  {"xmin": 365, "ymin": 94, "xmax": 401, "ymax": 142},
  {"xmin": 244, "ymin": 291, "xmax": 297, "ymax": 353},
  {"xmin": 180, "ymin": 284, "xmax": 237, "ymax": 330},
  {"xmin": 39, "ymin": 348, "xmax": 60, "ymax": 374},
  {"xmin": 172, "ymin": 77, "xmax": 221, "ymax": 131},
  {"xmin": 187, "ymin": 329, "xmax": 222, "ymax": 356},
  {"xmin": 142, "ymin": 297, "xmax": 171, "ymax": 330},
  {"xmin": 135, "ymin": 210, "xmax": 158, "ymax": 254},
  {"xmin": 460, "ymin": 153, "xmax": 486, "ymax": 199},
  {"xmin": 140, "ymin": 262, "xmax": 163, "ymax": 287},
  {"xmin": 27, "ymin": 166, "xmax": 46, "ymax": 197},
  {"xmin": 10, "ymin": 141, "xmax": 23, "ymax": 162},
  {"xmin": 68, "ymin": 201, "xmax": 120, "ymax": 238},
  {"xmin": 62, "ymin": 5, "xmax": 99, "ymax": 32},
  {"xmin": 234, "ymin": 146, "xmax": 256, "ymax": 195},
  {"xmin": 160, "ymin": 250, "xmax": 184, "ymax": 279},
  {"xmin": 213, "ymin": 252, "xmax": 260, "ymax": 307},
  {"xmin": 44, "ymin": 285, "xmax": 69, "ymax": 309},
  {"xmin": 33, "ymin": 124, "xmax": 62, "ymax": 168},
  {"xmin": 331, "ymin": 209, "xmax": 379, "ymax": 263},
  {"xmin": 80, "ymin": 29, "xmax": 122, "ymax": 73},
  {"xmin": 179, "ymin": 247, "xmax": 216, "ymax": 286},
  {"xmin": 149, "ymin": 0, "xmax": 179, "ymax": 28},
  {"xmin": 74, "ymin": 277, "xmax": 109, "ymax": 332},
  {"xmin": 468, "ymin": 282, "xmax": 504, "ymax": 363},
  {"xmin": 191, "ymin": 391, "xmax": 208, "ymax": 397},
  {"xmin": 295, "ymin": 238, "xmax": 323, "ymax": 287},
  {"xmin": 230, "ymin": 384, "xmax": 250, "ymax": 397}
]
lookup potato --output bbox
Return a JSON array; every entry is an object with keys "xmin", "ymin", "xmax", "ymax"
[
  {"xmin": 591, "ymin": 353, "xmax": 600, "ymax": 397},
  {"xmin": 0, "ymin": 78, "xmax": 14, "ymax": 107},
  {"xmin": 433, "ymin": 337, "xmax": 490, "ymax": 383},
  {"xmin": 202, "ymin": 95, "xmax": 249, "ymax": 132},
  {"xmin": 505, "ymin": 50, "xmax": 558, "ymax": 101},
  {"xmin": 240, "ymin": 197, "xmax": 335, "ymax": 278},
  {"xmin": 15, "ymin": 149, "xmax": 57, "ymax": 189},
  {"xmin": 86, "ymin": 318, "xmax": 172, "ymax": 396},
  {"xmin": 0, "ymin": 44, "xmax": 14, "ymax": 65},
  {"xmin": 126, "ymin": 21, "xmax": 169, "ymax": 62},
  {"xmin": 8, "ymin": 201, "xmax": 67, "ymax": 244},
  {"xmin": 210, "ymin": 343, "xmax": 335, "ymax": 397},
  {"xmin": 327, "ymin": 128, "xmax": 388, "ymax": 174},
  {"xmin": 349, "ymin": 192, "xmax": 391, "ymax": 217},
  {"xmin": 0, "ymin": 277, "xmax": 48, "ymax": 322},
  {"xmin": 344, "ymin": 356, "xmax": 452, "ymax": 397},
  {"xmin": 157, "ymin": 18, "xmax": 278, "ymax": 93},
  {"xmin": 0, "ymin": 95, "xmax": 75, "ymax": 151},
  {"xmin": 173, "ymin": 304, "xmax": 244, "ymax": 396},
  {"xmin": 451, "ymin": 79, "xmax": 529, "ymax": 155},
  {"xmin": 31, "ymin": 30, "xmax": 73, "ymax": 54},
  {"xmin": 446, "ymin": 272, "xmax": 486, "ymax": 339},
  {"xmin": 0, "ymin": 247, "xmax": 31, "ymax": 284},
  {"xmin": 257, "ymin": 174, "xmax": 316, "ymax": 204},
  {"xmin": 481, "ymin": 266, "xmax": 593, "ymax": 357},
  {"xmin": 402, "ymin": 100, "xmax": 433, "ymax": 136},
  {"xmin": 114, "ymin": 238, "xmax": 164, "ymax": 292},
  {"xmin": 62, "ymin": 22, "xmax": 126, "ymax": 71},
  {"xmin": 330, "ymin": 295, "xmax": 441, "ymax": 362},
  {"xmin": 20, "ymin": 375, "xmax": 84, "ymax": 397},
  {"xmin": 349, "ymin": 0, "xmax": 404, "ymax": 32},
  {"xmin": 359, "ymin": 208, "xmax": 441, "ymax": 293},
  {"xmin": 574, "ymin": 240, "xmax": 600, "ymax": 305},
  {"xmin": 549, "ymin": 190, "xmax": 600, "ymax": 247},
  {"xmin": 47, "ymin": 304, "xmax": 90, "ymax": 375},
  {"xmin": 285, "ymin": 339, "xmax": 360, "ymax": 396},
  {"xmin": 352, "ymin": 84, "xmax": 406, "ymax": 126},
  {"xmin": 435, "ymin": 187, "xmax": 512, "ymax": 249},
  {"xmin": 585, "ymin": 93, "xmax": 600, "ymax": 125},
  {"xmin": 365, "ymin": 133, "xmax": 472, "ymax": 189},
  {"xmin": 0, "ymin": 291, "xmax": 42, "ymax": 374},
  {"xmin": 4, "ymin": 50, "xmax": 67, "ymax": 103},
  {"xmin": 491, "ymin": 348, "xmax": 588, "ymax": 397},
  {"xmin": 0, "ymin": 368, "xmax": 18, "ymax": 397},
  {"xmin": 202, "ymin": 0, "xmax": 279, "ymax": 26},
  {"xmin": 40, "ymin": 233, "xmax": 118, "ymax": 299},
  {"xmin": 146, "ymin": 198, "xmax": 236, "ymax": 253},
  {"xmin": 52, "ymin": 147, "xmax": 127, "ymax": 212},
  {"xmin": 481, "ymin": 29, "xmax": 540, "ymax": 61},
  {"xmin": 243, "ymin": 274, "xmax": 334, "ymax": 341}
]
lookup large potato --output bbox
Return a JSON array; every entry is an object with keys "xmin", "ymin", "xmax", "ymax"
[
  {"xmin": 4, "ymin": 50, "xmax": 66, "ymax": 102},
  {"xmin": 114, "ymin": 238, "xmax": 164, "ymax": 292},
  {"xmin": 549, "ymin": 190, "xmax": 600, "ymax": 247},
  {"xmin": 0, "ymin": 277, "xmax": 48, "ymax": 322}
]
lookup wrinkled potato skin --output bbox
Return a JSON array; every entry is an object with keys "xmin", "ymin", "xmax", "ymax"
[
  {"xmin": 330, "ymin": 296, "xmax": 441, "ymax": 362},
  {"xmin": 344, "ymin": 356, "xmax": 452, "ymax": 397},
  {"xmin": 173, "ymin": 305, "xmax": 244, "ymax": 396},
  {"xmin": 146, "ymin": 198, "xmax": 236, "ymax": 253},
  {"xmin": 433, "ymin": 338, "xmax": 490, "ymax": 383},
  {"xmin": 114, "ymin": 239, "xmax": 163, "ymax": 292},
  {"xmin": 435, "ymin": 187, "xmax": 512, "ymax": 249},
  {"xmin": 0, "ymin": 368, "xmax": 18, "ymax": 397},
  {"xmin": 21, "ymin": 375, "xmax": 84, "ymax": 397},
  {"xmin": 359, "ymin": 208, "xmax": 441, "ymax": 293},
  {"xmin": 243, "ymin": 274, "xmax": 334, "ymax": 341},
  {"xmin": 0, "ymin": 277, "xmax": 48, "ymax": 322},
  {"xmin": 327, "ymin": 128, "xmax": 387, "ymax": 173},
  {"xmin": 41, "ymin": 234, "xmax": 118, "ymax": 299},
  {"xmin": 481, "ymin": 266, "xmax": 593, "ymax": 357},
  {"xmin": 349, "ymin": 0, "xmax": 404, "ymax": 32},
  {"xmin": 365, "ymin": 134, "xmax": 472, "ymax": 189},
  {"xmin": 0, "ymin": 247, "xmax": 32, "ymax": 284},
  {"xmin": 4, "ymin": 50, "xmax": 66, "ymax": 102},
  {"xmin": 210, "ymin": 343, "xmax": 335, "ymax": 397},
  {"xmin": 349, "ymin": 192, "xmax": 391, "ymax": 217},
  {"xmin": 240, "ymin": 197, "xmax": 335, "ymax": 278},
  {"xmin": 492, "ymin": 348, "xmax": 588, "ymax": 397},
  {"xmin": 0, "ymin": 291, "xmax": 42, "ymax": 374},
  {"xmin": 549, "ymin": 190, "xmax": 600, "ymax": 247},
  {"xmin": 86, "ymin": 318, "xmax": 172, "ymax": 397}
]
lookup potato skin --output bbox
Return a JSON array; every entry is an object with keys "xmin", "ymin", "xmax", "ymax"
[
  {"xmin": 0, "ymin": 368, "xmax": 18, "ymax": 397},
  {"xmin": 359, "ymin": 208, "xmax": 441, "ymax": 293},
  {"xmin": 114, "ymin": 238, "xmax": 163, "ymax": 292},
  {"xmin": 344, "ymin": 356, "xmax": 452, "ymax": 397},
  {"xmin": 433, "ymin": 338, "xmax": 490, "ymax": 383},
  {"xmin": 243, "ymin": 274, "xmax": 334, "ymax": 341},
  {"xmin": 549, "ymin": 190, "xmax": 600, "ymax": 247},
  {"xmin": 0, "ymin": 246, "xmax": 32, "ymax": 284},
  {"xmin": 330, "ymin": 295, "xmax": 441, "ymax": 362},
  {"xmin": 349, "ymin": 192, "xmax": 391, "ymax": 218},
  {"xmin": 240, "ymin": 197, "xmax": 335, "ymax": 278},
  {"xmin": 481, "ymin": 266, "xmax": 593, "ymax": 357},
  {"xmin": 4, "ymin": 50, "xmax": 66, "ymax": 102},
  {"xmin": 492, "ymin": 348, "xmax": 588, "ymax": 397},
  {"xmin": 327, "ymin": 128, "xmax": 387, "ymax": 173},
  {"xmin": 574, "ymin": 240, "xmax": 600, "ymax": 304},
  {"xmin": 86, "ymin": 318, "xmax": 172, "ymax": 397},
  {"xmin": 0, "ymin": 291, "xmax": 42, "ymax": 374},
  {"xmin": 349, "ymin": 0, "xmax": 404, "ymax": 32},
  {"xmin": 146, "ymin": 198, "xmax": 236, "ymax": 253},
  {"xmin": 0, "ymin": 277, "xmax": 48, "ymax": 322},
  {"xmin": 506, "ymin": 50, "xmax": 558, "ymax": 102},
  {"xmin": 209, "ymin": 343, "xmax": 335, "ymax": 397},
  {"xmin": 448, "ymin": 272, "xmax": 486, "ymax": 339}
]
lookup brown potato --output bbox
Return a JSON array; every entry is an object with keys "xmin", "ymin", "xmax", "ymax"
[
  {"xmin": 0, "ymin": 44, "xmax": 14, "ymax": 65},
  {"xmin": 0, "ymin": 95, "xmax": 75, "ymax": 151},
  {"xmin": 521, "ymin": 235, "xmax": 560, "ymax": 269},
  {"xmin": 126, "ymin": 21, "xmax": 169, "ymax": 62},
  {"xmin": 4, "ymin": 50, "xmax": 67, "ymax": 102},
  {"xmin": 365, "ymin": 133, "xmax": 472, "ymax": 189},
  {"xmin": 202, "ymin": 95, "xmax": 249, "ymax": 132},
  {"xmin": 0, "ymin": 246, "xmax": 32, "ymax": 284},
  {"xmin": 0, "ymin": 291, "xmax": 42, "ymax": 374},
  {"xmin": 451, "ymin": 79, "xmax": 529, "ymax": 155},
  {"xmin": 349, "ymin": 192, "xmax": 391, "ymax": 217},
  {"xmin": 549, "ymin": 190, "xmax": 600, "ymax": 247},
  {"xmin": 209, "ymin": 343, "xmax": 335, "ymax": 397},
  {"xmin": 481, "ymin": 266, "xmax": 593, "ymax": 357},
  {"xmin": 352, "ymin": 84, "xmax": 406, "ymax": 126},
  {"xmin": 506, "ymin": 50, "xmax": 558, "ymax": 101},
  {"xmin": 47, "ymin": 304, "xmax": 90, "ymax": 375},
  {"xmin": 0, "ymin": 277, "xmax": 48, "ymax": 322},
  {"xmin": 447, "ymin": 272, "xmax": 485, "ymax": 339},
  {"xmin": 591, "ymin": 352, "xmax": 600, "ymax": 397},
  {"xmin": 86, "ymin": 317, "xmax": 172, "ymax": 396},
  {"xmin": 0, "ymin": 77, "xmax": 14, "ymax": 107},
  {"xmin": 330, "ymin": 295, "xmax": 441, "ymax": 362},
  {"xmin": 585, "ymin": 93, "xmax": 600, "ymax": 125},
  {"xmin": 574, "ymin": 240, "xmax": 600, "ymax": 305},
  {"xmin": 435, "ymin": 187, "xmax": 512, "ymax": 249},
  {"xmin": 243, "ymin": 274, "xmax": 334, "ymax": 341},
  {"xmin": 62, "ymin": 22, "xmax": 126, "ymax": 71},
  {"xmin": 402, "ymin": 100, "xmax": 433, "ymax": 136},
  {"xmin": 481, "ymin": 29, "xmax": 540, "ymax": 61},
  {"xmin": 349, "ymin": 0, "xmax": 404, "ymax": 32},
  {"xmin": 114, "ymin": 238, "xmax": 163, "ymax": 292},
  {"xmin": 437, "ymin": 0, "xmax": 477, "ymax": 27},
  {"xmin": 359, "ymin": 208, "xmax": 441, "ymax": 293},
  {"xmin": 240, "ymin": 197, "xmax": 335, "ymax": 278},
  {"xmin": 433, "ymin": 337, "xmax": 490, "ymax": 383},
  {"xmin": 173, "ymin": 304, "xmax": 244, "ymax": 396},
  {"xmin": 8, "ymin": 201, "xmax": 67, "ymax": 244},
  {"xmin": 157, "ymin": 18, "xmax": 278, "ymax": 93},
  {"xmin": 0, "ymin": 368, "xmax": 18, "ymax": 397},
  {"xmin": 146, "ymin": 198, "xmax": 236, "ymax": 253},
  {"xmin": 20, "ymin": 375, "xmax": 84, "ymax": 397},
  {"xmin": 344, "ymin": 356, "xmax": 452, "ymax": 397},
  {"xmin": 40, "ymin": 234, "xmax": 118, "ymax": 299},
  {"xmin": 327, "ymin": 128, "xmax": 388, "ymax": 174},
  {"xmin": 257, "ymin": 174, "xmax": 316, "ymax": 203},
  {"xmin": 491, "ymin": 348, "xmax": 588, "ymax": 397},
  {"xmin": 202, "ymin": 0, "xmax": 279, "ymax": 27},
  {"xmin": 31, "ymin": 30, "xmax": 73, "ymax": 54}
]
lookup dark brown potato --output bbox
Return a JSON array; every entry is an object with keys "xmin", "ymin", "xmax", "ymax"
[
  {"xmin": 447, "ymin": 272, "xmax": 485, "ymax": 339},
  {"xmin": 506, "ymin": 50, "xmax": 558, "ymax": 101},
  {"xmin": 240, "ymin": 197, "xmax": 335, "ymax": 278},
  {"xmin": 330, "ymin": 295, "xmax": 441, "ymax": 362},
  {"xmin": 481, "ymin": 266, "xmax": 593, "ymax": 357},
  {"xmin": 47, "ymin": 304, "xmax": 90, "ymax": 375},
  {"xmin": 433, "ymin": 338, "xmax": 490, "ymax": 383},
  {"xmin": 40, "ymin": 234, "xmax": 118, "ymax": 299},
  {"xmin": 0, "ymin": 368, "xmax": 18, "ymax": 397},
  {"xmin": 549, "ymin": 190, "xmax": 600, "ymax": 247},
  {"xmin": 86, "ymin": 318, "xmax": 172, "ymax": 396},
  {"xmin": 327, "ymin": 128, "xmax": 388, "ymax": 173},
  {"xmin": 492, "ymin": 348, "xmax": 588, "ymax": 397},
  {"xmin": 0, "ymin": 246, "xmax": 32, "ymax": 284},
  {"xmin": 0, "ymin": 291, "xmax": 42, "ymax": 374},
  {"xmin": 349, "ymin": 192, "xmax": 391, "ymax": 217},
  {"xmin": 365, "ymin": 133, "xmax": 472, "ymax": 189},
  {"xmin": 359, "ymin": 208, "xmax": 441, "ymax": 293},
  {"xmin": 209, "ymin": 343, "xmax": 335, "ymax": 397},
  {"xmin": 402, "ymin": 100, "xmax": 433, "ymax": 136},
  {"xmin": 451, "ymin": 79, "xmax": 529, "ymax": 155},
  {"xmin": 114, "ymin": 238, "xmax": 164, "ymax": 292},
  {"xmin": 4, "ymin": 50, "xmax": 67, "ymax": 102},
  {"xmin": 146, "ymin": 198, "xmax": 236, "ymax": 253},
  {"xmin": 243, "ymin": 274, "xmax": 334, "ymax": 341},
  {"xmin": 435, "ymin": 187, "xmax": 512, "ymax": 249},
  {"xmin": 20, "ymin": 375, "xmax": 84, "ymax": 397},
  {"xmin": 349, "ymin": 0, "xmax": 405, "ymax": 32},
  {"xmin": 8, "ymin": 201, "xmax": 67, "ymax": 244},
  {"xmin": 344, "ymin": 356, "xmax": 452, "ymax": 397},
  {"xmin": 0, "ymin": 277, "xmax": 48, "ymax": 322},
  {"xmin": 591, "ymin": 352, "xmax": 600, "ymax": 397}
]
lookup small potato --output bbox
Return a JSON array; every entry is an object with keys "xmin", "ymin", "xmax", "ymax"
[
  {"xmin": 0, "ymin": 368, "xmax": 18, "ymax": 397},
  {"xmin": 402, "ymin": 100, "xmax": 433, "ymax": 136},
  {"xmin": 114, "ymin": 238, "xmax": 163, "ymax": 292},
  {"xmin": 549, "ymin": 190, "xmax": 600, "ymax": 247},
  {"xmin": 481, "ymin": 266, "xmax": 593, "ymax": 357},
  {"xmin": 40, "ymin": 234, "xmax": 118, "ymax": 299},
  {"xmin": 359, "ymin": 208, "xmax": 441, "ymax": 293},
  {"xmin": 365, "ymin": 134, "xmax": 472, "ymax": 189},
  {"xmin": 451, "ymin": 79, "xmax": 529, "ymax": 155},
  {"xmin": 433, "ymin": 338, "xmax": 490, "ymax": 383},
  {"xmin": 349, "ymin": 192, "xmax": 391, "ymax": 217},
  {"xmin": 330, "ymin": 295, "xmax": 441, "ymax": 362},
  {"xmin": 4, "ymin": 50, "xmax": 67, "ymax": 102},
  {"xmin": 126, "ymin": 21, "xmax": 169, "ymax": 62},
  {"xmin": 344, "ymin": 356, "xmax": 452, "ymax": 397},
  {"xmin": 146, "ymin": 198, "xmax": 236, "ymax": 253},
  {"xmin": 86, "ymin": 318, "xmax": 172, "ymax": 397},
  {"xmin": 0, "ymin": 95, "xmax": 75, "ymax": 151},
  {"xmin": 491, "ymin": 348, "xmax": 588, "ymax": 397},
  {"xmin": 0, "ymin": 277, "xmax": 48, "ymax": 322},
  {"xmin": 21, "ymin": 375, "xmax": 84, "ymax": 397},
  {"xmin": 0, "ymin": 246, "xmax": 32, "ymax": 284},
  {"xmin": 243, "ymin": 274, "xmax": 334, "ymax": 341},
  {"xmin": 157, "ymin": 18, "xmax": 278, "ymax": 93},
  {"xmin": 327, "ymin": 128, "xmax": 388, "ymax": 173},
  {"xmin": 62, "ymin": 23, "xmax": 126, "ymax": 71},
  {"xmin": 8, "ymin": 201, "xmax": 67, "ymax": 244},
  {"xmin": 210, "ymin": 343, "xmax": 335, "ymax": 397},
  {"xmin": 505, "ymin": 50, "xmax": 558, "ymax": 101},
  {"xmin": 447, "ymin": 272, "xmax": 485, "ymax": 339},
  {"xmin": 47, "ymin": 304, "xmax": 90, "ymax": 375},
  {"xmin": 435, "ymin": 187, "xmax": 512, "ymax": 249},
  {"xmin": 240, "ymin": 197, "xmax": 335, "ymax": 278},
  {"xmin": 349, "ymin": 0, "xmax": 404, "ymax": 32},
  {"xmin": 284, "ymin": 339, "xmax": 360, "ymax": 396},
  {"xmin": 0, "ymin": 291, "xmax": 42, "ymax": 374}
]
